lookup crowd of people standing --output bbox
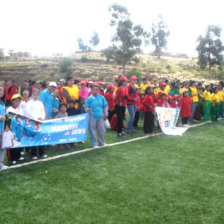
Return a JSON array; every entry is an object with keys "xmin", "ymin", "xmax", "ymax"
[{"xmin": 0, "ymin": 75, "xmax": 223, "ymax": 170}]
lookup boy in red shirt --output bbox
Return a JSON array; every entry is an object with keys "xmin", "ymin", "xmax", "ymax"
[
  {"xmin": 105, "ymin": 85, "xmax": 115, "ymax": 122},
  {"xmin": 142, "ymin": 87, "xmax": 155, "ymax": 134},
  {"xmin": 157, "ymin": 93, "xmax": 170, "ymax": 107}
]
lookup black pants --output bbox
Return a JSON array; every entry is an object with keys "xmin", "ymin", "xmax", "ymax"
[
  {"xmin": 108, "ymin": 109, "xmax": 116, "ymax": 122},
  {"xmin": 182, "ymin": 117, "xmax": 189, "ymax": 125},
  {"xmin": 7, "ymin": 148, "xmax": 21, "ymax": 161},
  {"xmin": 143, "ymin": 112, "xmax": 154, "ymax": 134},
  {"xmin": 31, "ymin": 146, "xmax": 45, "ymax": 157},
  {"xmin": 133, "ymin": 111, "xmax": 139, "ymax": 128},
  {"xmin": 115, "ymin": 105, "xmax": 125, "ymax": 133}
]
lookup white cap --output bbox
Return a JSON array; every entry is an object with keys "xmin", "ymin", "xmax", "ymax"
[
  {"xmin": 49, "ymin": 81, "xmax": 57, "ymax": 87},
  {"xmin": 60, "ymin": 78, "xmax": 65, "ymax": 82}
]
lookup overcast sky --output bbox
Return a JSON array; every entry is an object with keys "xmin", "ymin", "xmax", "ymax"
[{"xmin": 0, "ymin": 0, "xmax": 223, "ymax": 56}]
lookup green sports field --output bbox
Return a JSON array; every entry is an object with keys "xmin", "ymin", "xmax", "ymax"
[{"xmin": 0, "ymin": 121, "xmax": 224, "ymax": 224}]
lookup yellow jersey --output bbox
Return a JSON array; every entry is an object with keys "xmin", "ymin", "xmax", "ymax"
[
  {"xmin": 62, "ymin": 85, "xmax": 79, "ymax": 109},
  {"xmin": 189, "ymin": 87, "xmax": 199, "ymax": 102},
  {"xmin": 203, "ymin": 90, "xmax": 212, "ymax": 101},
  {"xmin": 218, "ymin": 90, "xmax": 224, "ymax": 102},
  {"xmin": 211, "ymin": 93, "xmax": 221, "ymax": 104},
  {"xmin": 164, "ymin": 85, "xmax": 170, "ymax": 95},
  {"xmin": 180, "ymin": 87, "xmax": 188, "ymax": 96},
  {"xmin": 140, "ymin": 83, "xmax": 148, "ymax": 94}
]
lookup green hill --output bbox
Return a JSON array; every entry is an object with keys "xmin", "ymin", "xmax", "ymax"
[{"xmin": 0, "ymin": 52, "xmax": 223, "ymax": 85}]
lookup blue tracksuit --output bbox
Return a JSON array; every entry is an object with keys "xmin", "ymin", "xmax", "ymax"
[
  {"xmin": 85, "ymin": 94, "xmax": 108, "ymax": 147},
  {"xmin": 39, "ymin": 89, "xmax": 53, "ymax": 119}
]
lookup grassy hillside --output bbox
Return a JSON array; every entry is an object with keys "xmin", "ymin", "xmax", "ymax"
[{"xmin": 0, "ymin": 52, "xmax": 223, "ymax": 85}]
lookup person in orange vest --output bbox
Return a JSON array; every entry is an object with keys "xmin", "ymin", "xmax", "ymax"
[{"xmin": 62, "ymin": 76, "xmax": 79, "ymax": 109}]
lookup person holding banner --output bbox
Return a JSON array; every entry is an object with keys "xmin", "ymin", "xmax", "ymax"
[
  {"xmin": 85, "ymin": 84, "xmax": 108, "ymax": 148},
  {"xmin": 179, "ymin": 91, "xmax": 192, "ymax": 126},
  {"xmin": 0, "ymin": 85, "xmax": 8, "ymax": 170},
  {"xmin": 26, "ymin": 88, "xmax": 47, "ymax": 159},
  {"xmin": 6, "ymin": 94, "xmax": 25, "ymax": 164}
]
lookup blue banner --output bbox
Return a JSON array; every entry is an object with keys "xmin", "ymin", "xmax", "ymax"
[{"xmin": 4, "ymin": 113, "xmax": 89, "ymax": 148}]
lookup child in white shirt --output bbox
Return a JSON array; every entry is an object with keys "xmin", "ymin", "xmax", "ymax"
[
  {"xmin": 26, "ymin": 88, "xmax": 45, "ymax": 121},
  {"xmin": 26, "ymin": 88, "xmax": 47, "ymax": 159}
]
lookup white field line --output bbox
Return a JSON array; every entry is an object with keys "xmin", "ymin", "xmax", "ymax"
[{"xmin": 0, "ymin": 120, "xmax": 219, "ymax": 171}]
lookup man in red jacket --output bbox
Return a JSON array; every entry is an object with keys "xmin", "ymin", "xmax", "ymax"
[
  {"xmin": 126, "ymin": 76, "xmax": 138, "ymax": 134},
  {"xmin": 8, "ymin": 80, "xmax": 18, "ymax": 101},
  {"xmin": 4, "ymin": 80, "xmax": 11, "ymax": 106}
]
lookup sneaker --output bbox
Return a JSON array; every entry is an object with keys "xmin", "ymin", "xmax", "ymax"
[
  {"xmin": 21, "ymin": 151, "xmax": 25, "ymax": 156},
  {"xmin": 0, "ymin": 165, "xmax": 8, "ymax": 170},
  {"xmin": 92, "ymin": 145, "xmax": 99, "ymax": 149},
  {"xmin": 217, "ymin": 118, "xmax": 222, "ymax": 121},
  {"xmin": 117, "ymin": 133, "xmax": 123, "ymax": 138},
  {"xmin": 42, "ymin": 154, "xmax": 48, "ymax": 159},
  {"xmin": 100, "ymin": 143, "xmax": 107, "ymax": 147},
  {"xmin": 19, "ymin": 157, "xmax": 24, "ymax": 161},
  {"xmin": 121, "ymin": 132, "xmax": 125, "ymax": 136},
  {"xmin": 32, "ymin": 156, "xmax": 38, "ymax": 160},
  {"xmin": 12, "ymin": 161, "xmax": 17, "ymax": 165}
]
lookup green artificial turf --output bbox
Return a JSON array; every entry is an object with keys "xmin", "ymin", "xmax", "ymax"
[{"xmin": 0, "ymin": 121, "xmax": 224, "ymax": 224}]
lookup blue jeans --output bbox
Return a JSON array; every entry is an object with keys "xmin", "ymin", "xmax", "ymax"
[
  {"xmin": 126, "ymin": 105, "xmax": 137, "ymax": 133},
  {"xmin": 189, "ymin": 102, "xmax": 197, "ymax": 122}
]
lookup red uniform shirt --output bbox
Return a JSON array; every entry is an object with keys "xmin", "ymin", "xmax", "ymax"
[
  {"xmin": 114, "ymin": 87, "xmax": 127, "ymax": 107},
  {"xmin": 179, "ymin": 96, "xmax": 192, "ymax": 118},
  {"xmin": 169, "ymin": 100, "xmax": 177, "ymax": 108},
  {"xmin": 105, "ymin": 91, "xmax": 115, "ymax": 110},
  {"xmin": 157, "ymin": 99, "xmax": 170, "ymax": 107},
  {"xmin": 126, "ymin": 84, "xmax": 138, "ymax": 105},
  {"xmin": 142, "ymin": 94, "xmax": 155, "ymax": 113},
  {"xmin": 57, "ymin": 85, "xmax": 63, "ymax": 100},
  {"xmin": 5, "ymin": 85, "xmax": 10, "ymax": 100},
  {"xmin": 8, "ymin": 86, "xmax": 18, "ymax": 100}
]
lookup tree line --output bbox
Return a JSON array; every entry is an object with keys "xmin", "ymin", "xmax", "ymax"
[{"xmin": 77, "ymin": 3, "xmax": 224, "ymax": 75}]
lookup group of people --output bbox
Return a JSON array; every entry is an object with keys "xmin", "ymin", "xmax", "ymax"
[{"xmin": 0, "ymin": 75, "xmax": 223, "ymax": 170}]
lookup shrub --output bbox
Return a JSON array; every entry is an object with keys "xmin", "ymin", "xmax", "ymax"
[
  {"xmin": 41, "ymin": 63, "xmax": 49, "ymax": 68},
  {"xmin": 80, "ymin": 55, "xmax": 88, "ymax": 63},
  {"xmin": 127, "ymin": 67, "xmax": 142, "ymax": 80},
  {"xmin": 101, "ymin": 46, "xmax": 116, "ymax": 62},
  {"xmin": 59, "ymin": 57, "xmax": 73, "ymax": 76}
]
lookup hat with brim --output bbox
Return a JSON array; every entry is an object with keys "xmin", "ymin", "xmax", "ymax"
[
  {"xmin": 49, "ymin": 82, "xmax": 57, "ymax": 87},
  {"xmin": 11, "ymin": 94, "xmax": 22, "ymax": 101},
  {"xmin": 159, "ymin": 82, "xmax": 166, "ymax": 87},
  {"xmin": 119, "ymin": 76, "xmax": 129, "ymax": 82}
]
